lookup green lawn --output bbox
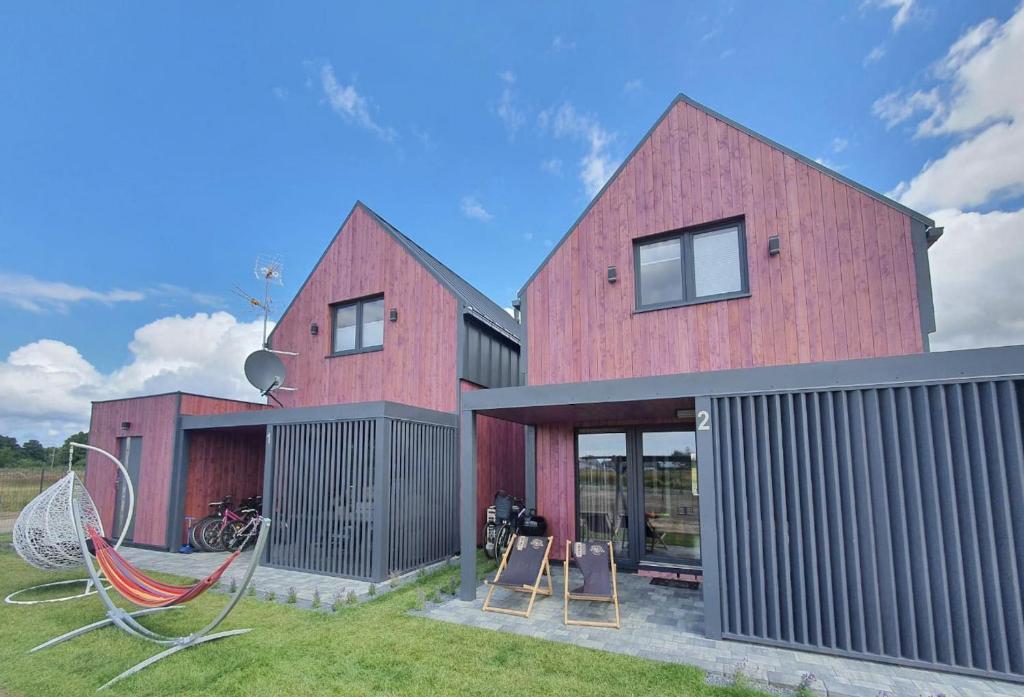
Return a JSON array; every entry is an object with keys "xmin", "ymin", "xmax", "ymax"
[{"xmin": 0, "ymin": 547, "xmax": 764, "ymax": 697}]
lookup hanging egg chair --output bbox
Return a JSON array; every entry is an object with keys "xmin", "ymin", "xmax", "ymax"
[{"xmin": 4, "ymin": 443, "xmax": 134, "ymax": 605}]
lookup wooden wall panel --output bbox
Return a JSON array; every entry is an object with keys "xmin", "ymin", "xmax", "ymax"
[
  {"xmin": 525, "ymin": 100, "xmax": 924, "ymax": 386},
  {"xmin": 84, "ymin": 394, "xmax": 179, "ymax": 547},
  {"xmin": 535, "ymin": 423, "xmax": 575, "ymax": 560},
  {"xmin": 269, "ymin": 205, "xmax": 458, "ymax": 413},
  {"xmin": 182, "ymin": 427, "xmax": 265, "ymax": 529},
  {"xmin": 179, "ymin": 394, "xmax": 269, "ymax": 416},
  {"xmin": 462, "ymin": 381, "xmax": 525, "ymax": 542}
]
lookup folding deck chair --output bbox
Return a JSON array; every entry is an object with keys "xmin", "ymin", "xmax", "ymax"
[
  {"xmin": 563, "ymin": 540, "xmax": 620, "ymax": 629},
  {"xmin": 482, "ymin": 534, "xmax": 553, "ymax": 618}
]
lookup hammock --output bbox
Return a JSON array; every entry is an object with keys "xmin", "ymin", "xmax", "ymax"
[{"xmin": 86, "ymin": 528, "xmax": 240, "ymax": 608}]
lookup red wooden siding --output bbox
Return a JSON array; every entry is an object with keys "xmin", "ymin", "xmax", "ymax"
[
  {"xmin": 179, "ymin": 394, "xmax": 269, "ymax": 416},
  {"xmin": 181, "ymin": 427, "xmax": 265, "ymax": 541},
  {"xmin": 85, "ymin": 394, "xmax": 179, "ymax": 547},
  {"xmin": 535, "ymin": 423, "xmax": 576, "ymax": 560},
  {"xmin": 270, "ymin": 205, "xmax": 458, "ymax": 413},
  {"xmin": 462, "ymin": 380, "xmax": 525, "ymax": 542},
  {"xmin": 525, "ymin": 99, "xmax": 924, "ymax": 386}
]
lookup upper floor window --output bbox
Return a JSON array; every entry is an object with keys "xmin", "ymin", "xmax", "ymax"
[
  {"xmin": 331, "ymin": 295, "xmax": 385, "ymax": 355},
  {"xmin": 634, "ymin": 220, "xmax": 748, "ymax": 311}
]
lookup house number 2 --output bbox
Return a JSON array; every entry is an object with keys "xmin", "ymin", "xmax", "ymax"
[{"xmin": 697, "ymin": 410, "xmax": 711, "ymax": 431}]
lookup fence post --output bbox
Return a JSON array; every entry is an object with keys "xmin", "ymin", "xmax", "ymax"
[{"xmin": 38, "ymin": 465, "xmax": 45, "ymax": 494}]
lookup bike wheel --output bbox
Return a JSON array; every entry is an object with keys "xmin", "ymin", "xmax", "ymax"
[
  {"xmin": 189, "ymin": 516, "xmax": 218, "ymax": 552},
  {"xmin": 220, "ymin": 521, "xmax": 247, "ymax": 551},
  {"xmin": 199, "ymin": 517, "xmax": 227, "ymax": 552},
  {"xmin": 494, "ymin": 524, "xmax": 513, "ymax": 560}
]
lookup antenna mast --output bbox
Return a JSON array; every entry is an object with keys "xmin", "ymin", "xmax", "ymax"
[{"xmin": 233, "ymin": 255, "xmax": 283, "ymax": 347}]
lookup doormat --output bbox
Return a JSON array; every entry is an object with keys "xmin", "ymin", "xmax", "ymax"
[{"xmin": 650, "ymin": 577, "xmax": 701, "ymax": 590}]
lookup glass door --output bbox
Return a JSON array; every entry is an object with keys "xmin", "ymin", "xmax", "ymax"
[
  {"xmin": 639, "ymin": 430, "xmax": 700, "ymax": 565},
  {"xmin": 575, "ymin": 431, "xmax": 630, "ymax": 560},
  {"xmin": 575, "ymin": 428, "xmax": 700, "ymax": 570}
]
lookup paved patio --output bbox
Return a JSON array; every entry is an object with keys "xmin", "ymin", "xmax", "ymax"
[
  {"xmin": 121, "ymin": 546, "xmax": 450, "ymax": 608},
  {"xmin": 419, "ymin": 564, "xmax": 1024, "ymax": 697}
]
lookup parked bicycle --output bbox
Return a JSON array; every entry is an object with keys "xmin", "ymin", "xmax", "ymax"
[
  {"xmin": 220, "ymin": 500, "xmax": 264, "ymax": 551},
  {"xmin": 189, "ymin": 495, "xmax": 262, "ymax": 552},
  {"xmin": 486, "ymin": 491, "xmax": 546, "ymax": 560}
]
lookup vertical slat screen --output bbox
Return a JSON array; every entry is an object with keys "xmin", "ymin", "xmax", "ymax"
[
  {"xmin": 267, "ymin": 420, "xmax": 377, "ymax": 580},
  {"xmin": 387, "ymin": 420, "xmax": 458, "ymax": 576},
  {"xmin": 713, "ymin": 379, "xmax": 1024, "ymax": 681}
]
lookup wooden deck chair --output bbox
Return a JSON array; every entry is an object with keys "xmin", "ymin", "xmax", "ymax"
[
  {"xmin": 482, "ymin": 535, "xmax": 553, "ymax": 618},
  {"xmin": 563, "ymin": 540, "xmax": 620, "ymax": 629}
]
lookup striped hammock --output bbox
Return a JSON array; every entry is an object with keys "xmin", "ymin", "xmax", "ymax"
[{"xmin": 86, "ymin": 528, "xmax": 240, "ymax": 608}]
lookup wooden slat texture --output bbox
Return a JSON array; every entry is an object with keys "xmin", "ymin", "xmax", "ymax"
[
  {"xmin": 269, "ymin": 205, "xmax": 458, "ymax": 413},
  {"xmin": 524, "ymin": 99, "xmax": 924, "ymax": 386}
]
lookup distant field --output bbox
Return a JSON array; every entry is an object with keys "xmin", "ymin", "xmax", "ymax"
[{"xmin": 0, "ymin": 467, "xmax": 84, "ymax": 520}]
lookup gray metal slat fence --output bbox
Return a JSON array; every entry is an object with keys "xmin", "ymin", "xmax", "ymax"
[{"xmin": 712, "ymin": 378, "xmax": 1024, "ymax": 681}]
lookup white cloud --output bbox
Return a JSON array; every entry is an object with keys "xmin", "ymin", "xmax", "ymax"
[
  {"xmin": 540, "ymin": 157, "xmax": 562, "ymax": 175},
  {"xmin": 863, "ymin": 0, "xmax": 917, "ymax": 31},
  {"xmin": 814, "ymin": 156, "xmax": 846, "ymax": 172},
  {"xmin": 864, "ymin": 44, "xmax": 887, "ymax": 65},
  {"xmin": 496, "ymin": 71, "xmax": 525, "ymax": 137},
  {"xmin": 539, "ymin": 102, "xmax": 618, "ymax": 198},
  {"xmin": 623, "ymin": 79, "xmax": 643, "ymax": 94},
  {"xmin": 872, "ymin": 89, "xmax": 939, "ymax": 129},
  {"xmin": 929, "ymin": 208, "xmax": 1024, "ymax": 351},
  {"xmin": 0, "ymin": 273, "xmax": 144, "ymax": 313},
  {"xmin": 551, "ymin": 36, "xmax": 575, "ymax": 52},
  {"xmin": 460, "ymin": 196, "xmax": 493, "ymax": 222},
  {"xmin": 831, "ymin": 137, "xmax": 849, "ymax": 153},
  {"xmin": 319, "ymin": 63, "xmax": 396, "ymax": 142},
  {"xmin": 0, "ymin": 311, "xmax": 268, "ymax": 444},
  {"xmin": 880, "ymin": 6, "xmax": 1024, "ymax": 210}
]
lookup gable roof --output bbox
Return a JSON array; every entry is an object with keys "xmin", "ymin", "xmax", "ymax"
[
  {"xmin": 519, "ymin": 92, "xmax": 937, "ymax": 296},
  {"xmin": 267, "ymin": 201, "xmax": 520, "ymax": 346}
]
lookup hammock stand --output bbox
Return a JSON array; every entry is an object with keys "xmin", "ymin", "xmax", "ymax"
[
  {"xmin": 5, "ymin": 443, "xmax": 134, "ymax": 605},
  {"xmin": 32, "ymin": 499, "xmax": 271, "ymax": 691}
]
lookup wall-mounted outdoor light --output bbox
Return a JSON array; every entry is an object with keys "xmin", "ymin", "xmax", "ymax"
[
  {"xmin": 389, "ymin": 308, "xmax": 399, "ymax": 322},
  {"xmin": 310, "ymin": 322, "xmax": 319, "ymax": 336},
  {"xmin": 607, "ymin": 266, "xmax": 618, "ymax": 284},
  {"xmin": 120, "ymin": 421, "xmax": 131, "ymax": 431},
  {"xmin": 768, "ymin": 235, "xmax": 781, "ymax": 256}
]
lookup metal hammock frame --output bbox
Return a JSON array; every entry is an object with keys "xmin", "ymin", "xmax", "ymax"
[
  {"xmin": 32, "ymin": 499, "xmax": 271, "ymax": 691},
  {"xmin": 5, "ymin": 442, "xmax": 135, "ymax": 605}
]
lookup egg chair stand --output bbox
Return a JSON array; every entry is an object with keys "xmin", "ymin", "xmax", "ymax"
[
  {"xmin": 32, "ymin": 499, "xmax": 271, "ymax": 691},
  {"xmin": 4, "ymin": 443, "xmax": 134, "ymax": 606}
]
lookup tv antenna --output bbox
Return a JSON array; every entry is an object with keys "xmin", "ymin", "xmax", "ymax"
[{"xmin": 233, "ymin": 254, "xmax": 284, "ymax": 347}]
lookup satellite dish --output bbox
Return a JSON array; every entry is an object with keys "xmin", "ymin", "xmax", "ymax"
[{"xmin": 244, "ymin": 350, "xmax": 287, "ymax": 396}]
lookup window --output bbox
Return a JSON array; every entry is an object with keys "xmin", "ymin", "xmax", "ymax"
[
  {"xmin": 331, "ymin": 295, "xmax": 385, "ymax": 355},
  {"xmin": 634, "ymin": 221, "xmax": 747, "ymax": 310}
]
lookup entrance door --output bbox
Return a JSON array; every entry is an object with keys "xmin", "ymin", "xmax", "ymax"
[
  {"xmin": 114, "ymin": 436, "xmax": 142, "ymax": 542},
  {"xmin": 575, "ymin": 428, "xmax": 700, "ymax": 570}
]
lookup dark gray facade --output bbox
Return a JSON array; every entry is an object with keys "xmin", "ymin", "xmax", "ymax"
[
  {"xmin": 462, "ymin": 316, "xmax": 522, "ymax": 389},
  {"xmin": 459, "ymin": 345, "xmax": 1024, "ymax": 683}
]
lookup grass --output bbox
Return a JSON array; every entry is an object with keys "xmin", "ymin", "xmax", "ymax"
[
  {"xmin": 0, "ymin": 468, "xmax": 82, "ymax": 518},
  {"xmin": 0, "ymin": 547, "xmax": 767, "ymax": 697}
]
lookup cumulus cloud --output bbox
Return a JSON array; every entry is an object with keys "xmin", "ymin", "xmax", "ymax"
[
  {"xmin": 0, "ymin": 312, "xmax": 269, "ymax": 443},
  {"xmin": 551, "ymin": 36, "xmax": 575, "ymax": 52},
  {"xmin": 623, "ymin": 79, "xmax": 643, "ymax": 94},
  {"xmin": 863, "ymin": 44, "xmax": 887, "ymax": 65},
  {"xmin": 319, "ymin": 63, "xmax": 396, "ymax": 142},
  {"xmin": 539, "ymin": 102, "xmax": 618, "ymax": 198},
  {"xmin": 929, "ymin": 208, "xmax": 1024, "ymax": 351},
  {"xmin": 460, "ymin": 196, "xmax": 493, "ymax": 222},
  {"xmin": 0, "ymin": 273, "xmax": 144, "ymax": 313},
  {"xmin": 881, "ymin": 6, "xmax": 1024, "ymax": 210},
  {"xmin": 869, "ymin": 6, "xmax": 1024, "ymax": 351}
]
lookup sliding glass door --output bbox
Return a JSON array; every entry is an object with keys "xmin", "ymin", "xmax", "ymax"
[{"xmin": 575, "ymin": 428, "xmax": 700, "ymax": 569}]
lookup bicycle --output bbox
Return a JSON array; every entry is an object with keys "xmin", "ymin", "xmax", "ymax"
[
  {"xmin": 491, "ymin": 491, "xmax": 526, "ymax": 560},
  {"xmin": 190, "ymin": 495, "xmax": 262, "ymax": 552},
  {"xmin": 220, "ymin": 503, "xmax": 263, "ymax": 551}
]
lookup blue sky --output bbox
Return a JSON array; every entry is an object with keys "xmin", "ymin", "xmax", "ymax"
[{"xmin": 2, "ymin": 1, "xmax": 1023, "ymax": 442}]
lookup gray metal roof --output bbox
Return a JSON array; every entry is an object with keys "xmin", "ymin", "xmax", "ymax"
[
  {"xmin": 268, "ymin": 201, "xmax": 520, "ymax": 345},
  {"xmin": 519, "ymin": 92, "xmax": 937, "ymax": 295}
]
